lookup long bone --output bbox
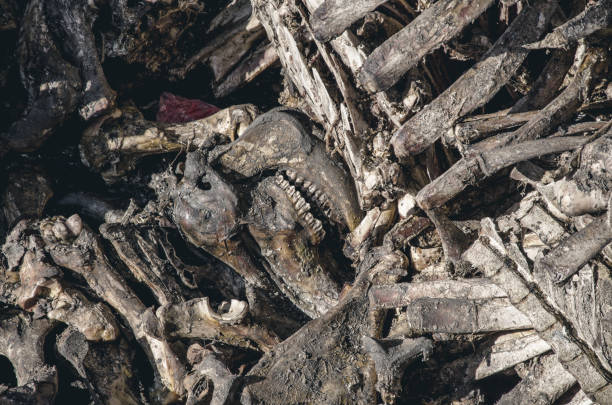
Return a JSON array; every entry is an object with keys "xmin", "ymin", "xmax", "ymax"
[
  {"xmin": 79, "ymin": 104, "xmax": 258, "ymax": 182},
  {"xmin": 390, "ymin": 0, "xmax": 558, "ymax": 159}
]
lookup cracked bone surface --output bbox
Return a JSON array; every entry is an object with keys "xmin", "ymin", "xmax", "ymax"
[
  {"xmin": 19, "ymin": 214, "xmax": 187, "ymax": 395},
  {"xmin": 55, "ymin": 328, "xmax": 141, "ymax": 405},
  {"xmin": 247, "ymin": 176, "xmax": 342, "ymax": 318},
  {"xmin": 216, "ymin": 108, "xmax": 363, "ymax": 231},
  {"xmin": 463, "ymin": 208, "xmax": 612, "ymax": 402},
  {"xmin": 0, "ymin": 313, "xmax": 58, "ymax": 404},
  {"xmin": 79, "ymin": 103, "xmax": 258, "ymax": 182},
  {"xmin": 241, "ymin": 246, "xmax": 407, "ymax": 404}
]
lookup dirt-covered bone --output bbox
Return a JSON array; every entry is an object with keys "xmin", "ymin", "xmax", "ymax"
[
  {"xmin": 216, "ymin": 109, "xmax": 363, "ymax": 230},
  {"xmin": 157, "ymin": 297, "xmax": 280, "ymax": 352},
  {"xmin": 100, "ymin": 223, "xmax": 195, "ymax": 306},
  {"xmin": 473, "ymin": 47, "xmax": 606, "ymax": 151},
  {"xmin": 463, "ymin": 214, "xmax": 612, "ymax": 402},
  {"xmin": 417, "ymin": 135, "xmax": 592, "ymax": 210},
  {"xmin": 44, "ymin": 0, "xmax": 116, "ymax": 120},
  {"xmin": 247, "ymin": 176, "xmax": 342, "ymax": 318},
  {"xmin": 1, "ymin": 165, "xmax": 53, "ymax": 228},
  {"xmin": 55, "ymin": 328, "xmax": 141, "ymax": 405},
  {"xmin": 2, "ymin": 219, "xmax": 119, "ymax": 341},
  {"xmin": 535, "ymin": 200, "xmax": 612, "ymax": 284},
  {"xmin": 80, "ymin": 104, "xmax": 258, "ymax": 182},
  {"xmin": 310, "ymin": 0, "xmax": 387, "ymax": 42},
  {"xmin": 357, "ymin": 0, "xmax": 495, "ymax": 93},
  {"xmin": 0, "ymin": 0, "xmax": 80, "ymax": 155},
  {"xmin": 362, "ymin": 336, "xmax": 433, "ymax": 404},
  {"xmin": 240, "ymin": 246, "xmax": 407, "ymax": 404},
  {"xmin": 495, "ymin": 353, "xmax": 577, "ymax": 405},
  {"xmin": 30, "ymin": 214, "xmax": 187, "ymax": 395},
  {"xmin": 0, "ymin": 314, "xmax": 57, "ymax": 404},
  {"xmin": 391, "ymin": 0, "xmax": 557, "ymax": 159},
  {"xmin": 172, "ymin": 150, "xmax": 303, "ymax": 334},
  {"xmin": 525, "ymin": 0, "xmax": 612, "ymax": 50},
  {"xmin": 183, "ymin": 344, "xmax": 241, "ymax": 405}
]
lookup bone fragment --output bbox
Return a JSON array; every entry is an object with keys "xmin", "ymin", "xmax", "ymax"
[
  {"xmin": 79, "ymin": 104, "xmax": 258, "ymax": 182},
  {"xmin": 391, "ymin": 0, "xmax": 557, "ymax": 158},
  {"xmin": 183, "ymin": 344, "xmax": 241, "ymax": 405},
  {"xmin": 56, "ymin": 328, "xmax": 141, "ymax": 405},
  {"xmin": 535, "ymin": 204, "xmax": 612, "ymax": 284},
  {"xmin": 495, "ymin": 353, "xmax": 576, "ymax": 405},
  {"xmin": 463, "ymin": 217, "xmax": 612, "ymax": 402},
  {"xmin": 358, "ymin": 0, "xmax": 495, "ymax": 93},
  {"xmin": 362, "ymin": 336, "xmax": 433, "ymax": 404},
  {"xmin": 310, "ymin": 0, "xmax": 388, "ymax": 42},
  {"xmin": 417, "ymin": 136, "xmax": 591, "ymax": 210},
  {"xmin": 525, "ymin": 0, "xmax": 612, "ymax": 50},
  {"xmin": 157, "ymin": 298, "xmax": 280, "ymax": 352}
]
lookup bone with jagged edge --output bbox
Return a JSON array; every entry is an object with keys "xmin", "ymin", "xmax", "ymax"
[{"xmin": 80, "ymin": 103, "xmax": 258, "ymax": 182}]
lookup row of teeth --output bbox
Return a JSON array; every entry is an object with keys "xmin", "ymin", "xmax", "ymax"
[
  {"xmin": 284, "ymin": 169, "xmax": 333, "ymax": 218},
  {"xmin": 275, "ymin": 173, "xmax": 326, "ymax": 244}
]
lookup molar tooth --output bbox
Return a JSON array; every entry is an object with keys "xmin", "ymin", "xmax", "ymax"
[
  {"xmin": 298, "ymin": 205, "xmax": 310, "ymax": 216},
  {"xmin": 285, "ymin": 169, "xmax": 297, "ymax": 180},
  {"xmin": 307, "ymin": 184, "xmax": 317, "ymax": 195},
  {"xmin": 304, "ymin": 212, "xmax": 315, "ymax": 224}
]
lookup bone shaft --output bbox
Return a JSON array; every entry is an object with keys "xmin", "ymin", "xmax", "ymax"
[
  {"xmin": 510, "ymin": 48, "xmax": 575, "ymax": 113},
  {"xmin": 537, "ymin": 214, "xmax": 612, "ymax": 283},
  {"xmin": 311, "ymin": 0, "xmax": 388, "ymax": 42},
  {"xmin": 475, "ymin": 48, "xmax": 601, "ymax": 151},
  {"xmin": 527, "ymin": 0, "xmax": 612, "ymax": 49},
  {"xmin": 403, "ymin": 297, "xmax": 532, "ymax": 333},
  {"xmin": 391, "ymin": 0, "xmax": 557, "ymax": 158},
  {"xmin": 417, "ymin": 136, "xmax": 588, "ymax": 210},
  {"xmin": 495, "ymin": 354, "xmax": 577, "ymax": 405},
  {"xmin": 358, "ymin": 0, "xmax": 494, "ymax": 93},
  {"xmin": 369, "ymin": 279, "xmax": 507, "ymax": 308}
]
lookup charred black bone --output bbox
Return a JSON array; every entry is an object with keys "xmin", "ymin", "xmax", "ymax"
[
  {"xmin": 0, "ymin": 0, "xmax": 81, "ymax": 154},
  {"xmin": 44, "ymin": 0, "xmax": 116, "ymax": 120}
]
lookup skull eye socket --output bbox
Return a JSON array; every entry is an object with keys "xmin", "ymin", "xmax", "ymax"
[{"xmin": 197, "ymin": 178, "xmax": 212, "ymax": 191}]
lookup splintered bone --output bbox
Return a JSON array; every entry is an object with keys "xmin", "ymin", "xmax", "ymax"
[
  {"xmin": 362, "ymin": 336, "xmax": 433, "ymax": 404},
  {"xmin": 463, "ymin": 217, "xmax": 612, "ymax": 402},
  {"xmin": 391, "ymin": 0, "xmax": 557, "ymax": 159},
  {"xmin": 358, "ymin": 0, "xmax": 495, "ymax": 93},
  {"xmin": 79, "ymin": 104, "xmax": 258, "ymax": 182},
  {"xmin": 495, "ymin": 353, "xmax": 577, "ymax": 405},
  {"xmin": 525, "ymin": 0, "xmax": 612, "ymax": 50}
]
